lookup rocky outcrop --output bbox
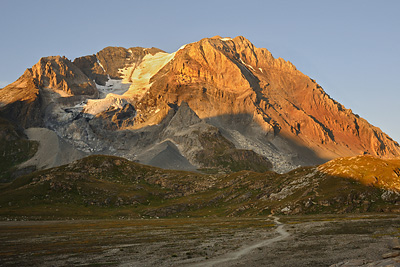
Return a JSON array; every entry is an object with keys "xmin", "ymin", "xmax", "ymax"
[
  {"xmin": 0, "ymin": 69, "xmax": 44, "ymax": 128},
  {"xmin": 165, "ymin": 101, "xmax": 202, "ymax": 128},
  {"xmin": 139, "ymin": 141, "xmax": 197, "ymax": 171},
  {"xmin": 160, "ymin": 102, "xmax": 272, "ymax": 172},
  {"xmin": 195, "ymin": 131, "xmax": 273, "ymax": 172},
  {"xmin": 90, "ymin": 103, "xmax": 136, "ymax": 130},
  {"xmin": 73, "ymin": 55, "xmax": 109, "ymax": 85},
  {"xmin": 31, "ymin": 56, "xmax": 97, "ymax": 96},
  {"xmin": 0, "ymin": 56, "xmax": 98, "ymax": 128}
]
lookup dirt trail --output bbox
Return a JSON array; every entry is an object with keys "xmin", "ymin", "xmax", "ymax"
[{"xmin": 193, "ymin": 216, "xmax": 290, "ymax": 267}]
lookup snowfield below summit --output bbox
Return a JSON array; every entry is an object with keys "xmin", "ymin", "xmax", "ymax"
[
  {"xmin": 120, "ymin": 51, "xmax": 176, "ymax": 100},
  {"xmin": 82, "ymin": 50, "xmax": 178, "ymax": 116}
]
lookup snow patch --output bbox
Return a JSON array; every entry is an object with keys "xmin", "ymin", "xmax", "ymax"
[
  {"xmin": 220, "ymin": 37, "xmax": 232, "ymax": 41},
  {"xmin": 259, "ymin": 68, "xmax": 263, "ymax": 73},
  {"xmin": 96, "ymin": 58, "xmax": 106, "ymax": 72},
  {"xmin": 178, "ymin": 44, "xmax": 187, "ymax": 51},
  {"xmin": 239, "ymin": 58, "xmax": 256, "ymax": 77},
  {"xmin": 119, "ymin": 52, "xmax": 176, "ymax": 101},
  {"xmin": 81, "ymin": 73, "xmax": 131, "ymax": 116},
  {"xmin": 83, "ymin": 94, "xmax": 130, "ymax": 115},
  {"xmin": 95, "ymin": 78, "xmax": 130, "ymax": 98},
  {"xmin": 82, "ymin": 46, "xmax": 182, "ymax": 115},
  {"xmin": 239, "ymin": 58, "xmax": 255, "ymax": 71}
]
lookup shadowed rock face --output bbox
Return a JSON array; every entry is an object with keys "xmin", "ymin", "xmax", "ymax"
[
  {"xmin": 0, "ymin": 36, "xmax": 399, "ymax": 174},
  {"xmin": 0, "ymin": 70, "xmax": 44, "ymax": 128},
  {"xmin": 73, "ymin": 55, "xmax": 109, "ymax": 85},
  {"xmin": 91, "ymin": 103, "xmax": 136, "ymax": 130}
]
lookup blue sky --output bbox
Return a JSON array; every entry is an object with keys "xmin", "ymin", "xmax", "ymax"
[{"xmin": 1, "ymin": 0, "xmax": 399, "ymax": 142}]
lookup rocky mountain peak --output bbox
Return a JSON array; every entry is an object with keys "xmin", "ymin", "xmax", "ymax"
[
  {"xmin": 31, "ymin": 56, "xmax": 97, "ymax": 96},
  {"xmin": 145, "ymin": 36, "xmax": 400, "ymax": 166},
  {"xmin": 1, "ymin": 35, "xmax": 399, "ymax": 174}
]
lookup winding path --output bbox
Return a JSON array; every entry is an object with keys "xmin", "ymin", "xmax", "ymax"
[{"xmin": 193, "ymin": 216, "xmax": 290, "ymax": 267}]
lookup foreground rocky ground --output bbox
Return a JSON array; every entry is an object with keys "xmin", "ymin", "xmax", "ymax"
[{"xmin": 0, "ymin": 214, "xmax": 399, "ymax": 266}]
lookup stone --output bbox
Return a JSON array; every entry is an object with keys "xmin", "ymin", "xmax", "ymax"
[
  {"xmin": 31, "ymin": 56, "xmax": 98, "ymax": 96},
  {"xmin": 382, "ymin": 252, "xmax": 400, "ymax": 259},
  {"xmin": 90, "ymin": 103, "xmax": 136, "ymax": 130}
]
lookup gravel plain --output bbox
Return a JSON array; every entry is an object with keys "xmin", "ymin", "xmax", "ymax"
[{"xmin": 0, "ymin": 214, "xmax": 399, "ymax": 267}]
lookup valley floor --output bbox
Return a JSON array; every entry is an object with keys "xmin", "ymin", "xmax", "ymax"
[{"xmin": 0, "ymin": 214, "xmax": 399, "ymax": 266}]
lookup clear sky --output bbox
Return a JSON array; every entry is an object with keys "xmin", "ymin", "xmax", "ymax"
[{"xmin": 1, "ymin": 0, "xmax": 399, "ymax": 142}]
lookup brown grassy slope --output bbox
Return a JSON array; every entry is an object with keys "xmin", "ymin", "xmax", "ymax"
[
  {"xmin": 318, "ymin": 155, "xmax": 400, "ymax": 191},
  {"xmin": 0, "ymin": 155, "xmax": 399, "ymax": 219},
  {"xmin": 0, "ymin": 117, "xmax": 38, "ymax": 182}
]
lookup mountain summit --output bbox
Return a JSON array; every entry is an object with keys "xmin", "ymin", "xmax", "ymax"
[{"xmin": 1, "ymin": 36, "xmax": 399, "ymax": 174}]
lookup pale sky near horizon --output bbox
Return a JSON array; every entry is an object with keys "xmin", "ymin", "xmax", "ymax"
[{"xmin": 1, "ymin": 0, "xmax": 399, "ymax": 142}]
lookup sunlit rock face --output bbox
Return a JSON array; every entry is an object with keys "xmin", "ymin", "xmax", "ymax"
[
  {"xmin": 0, "ymin": 56, "xmax": 97, "ymax": 128},
  {"xmin": 143, "ymin": 36, "xmax": 400, "ymax": 162},
  {"xmin": 30, "ymin": 56, "xmax": 98, "ymax": 96},
  {"xmin": 1, "ymin": 36, "xmax": 399, "ymax": 173}
]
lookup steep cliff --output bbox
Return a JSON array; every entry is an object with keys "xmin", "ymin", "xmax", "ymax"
[
  {"xmin": 138, "ymin": 36, "xmax": 400, "ymax": 163},
  {"xmin": 31, "ymin": 56, "xmax": 97, "ymax": 96},
  {"xmin": 0, "ymin": 56, "xmax": 98, "ymax": 127},
  {"xmin": 0, "ymin": 69, "xmax": 44, "ymax": 128}
]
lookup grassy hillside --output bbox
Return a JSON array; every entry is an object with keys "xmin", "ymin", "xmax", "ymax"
[
  {"xmin": 0, "ymin": 155, "xmax": 399, "ymax": 219},
  {"xmin": 319, "ymin": 155, "xmax": 400, "ymax": 191},
  {"xmin": 0, "ymin": 117, "xmax": 38, "ymax": 183}
]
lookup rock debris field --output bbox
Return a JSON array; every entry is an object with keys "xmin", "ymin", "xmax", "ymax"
[{"xmin": 0, "ymin": 214, "xmax": 400, "ymax": 267}]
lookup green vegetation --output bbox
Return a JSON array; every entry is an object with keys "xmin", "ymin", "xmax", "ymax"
[
  {"xmin": 0, "ymin": 117, "xmax": 38, "ymax": 183},
  {"xmin": 0, "ymin": 154, "xmax": 399, "ymax": 219}
]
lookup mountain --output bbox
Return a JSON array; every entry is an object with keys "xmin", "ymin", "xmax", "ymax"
[{"xmin": 0, "ymin": 36, "xmax": 399, "ymax": 177}]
